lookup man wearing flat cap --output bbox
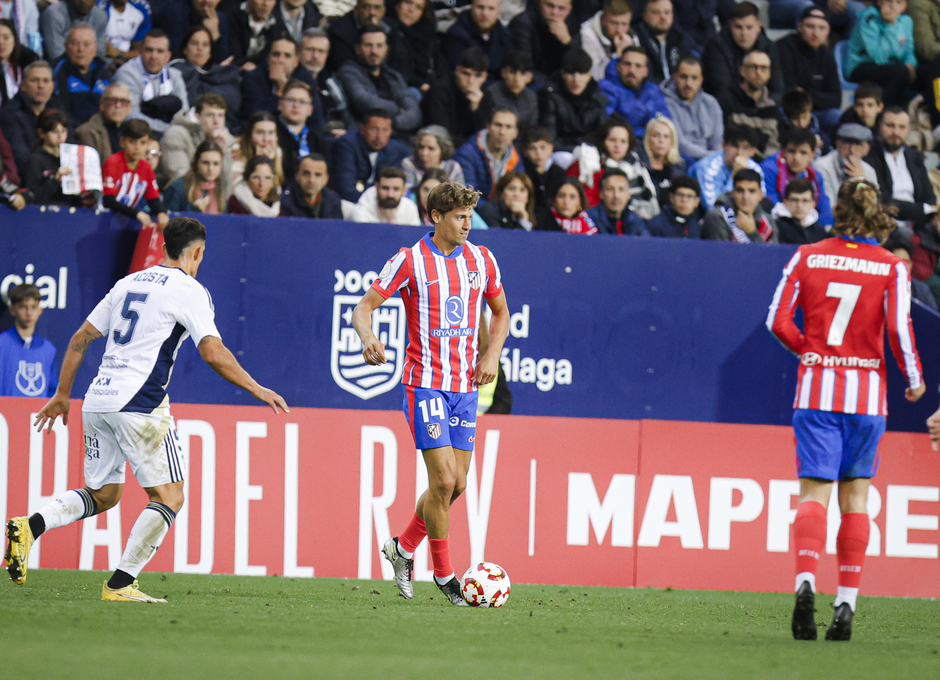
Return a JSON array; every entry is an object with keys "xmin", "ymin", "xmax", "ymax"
[{"xmin": 815, "ymin": 122, "xmax": 879, "ymax": 208}]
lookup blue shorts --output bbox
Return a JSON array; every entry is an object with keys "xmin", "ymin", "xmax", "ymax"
[
  {"xmin": 792, "ymin": 409, "xmax": 886, "ymax": 481},
  {"xmin": 403, "ymin": 385, "xmax": 478, "ymax": 451}
]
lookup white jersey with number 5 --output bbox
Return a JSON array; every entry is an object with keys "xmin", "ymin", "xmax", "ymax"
[{"xmin": 82, "ymin": 265, "xmax": 220, "ymax": 413}]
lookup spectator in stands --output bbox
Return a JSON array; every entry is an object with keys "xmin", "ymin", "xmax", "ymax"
[
  {"xmin": 865, "ymin": 106, "xmax": 937, "ymax": 232},
  {"xmin": 0, "ymin": 60, "xmax": 57, "ymax": 177},
  {"xmin": 910, "ymin": 0, "xmax": 940, "ymax": 136},
  {"xmin": 568, "ymin": 116, "xmax": 659, "ymax": 218},
  {"xmin": 884, "ymin": 230, "xmax": 940, "ymax": 310},
  {"xmin": 776, "ymin": 7, "xmax": 842, "ymax": 134},
  {"xmin": 276, "ymin": 79, "xmax": 330, "ymax": 180},
  {"xmin": 815, "ymin": 122, "xmax": 879, "ymax": 207},
  {"xmin": 280, "ymin": 152, "xmax": 343, "ymax": 218},
  {"xmin": 102, "ymin": 118, "xmax": 169, "ymax": 228},
  {"xmin": 0, "ymin": 1, "xmax": 40, "ymax": 57},
  {"xmin": 351, "ymin": 165, "xmax": 420, "ymax": 224},
  {"xmin": 760, "ymin": 127, "xmax": 833, "ymax": 224},
  {"xmin": 401, "ymin": 124, "xmax": 464, "ymax": 187},
  {"xmin": 300, "ymin": 27, "xmax": 330, "ymax": 79},
  {"xmin": 838, "ymin": 81, "xmax": 884, "ymax": 133},
  {"xmin": 100, "ymin": 0, "xmax": 151, "ymax": 69},
  {"xmin": 232, "ymin": 110, "xmax": 284, "ymax": 185},
  {"xmin": 689, "ymin": 124, "xmax": 766, "ymax": 210},
  {"xmin": 386, "ymin": 0, "xmax": 442, "ymax": 92},
  {"xmin": 580, "ymin": 0, "xmax": 637, "ymax": 83},
  {"xmin": 645, "ymin": 173, "xmax": 703, "ymax": 237},
  {"xmin": 275, "ymin": 0, "xmax": 323, "ymax": 45},
  {"xmin": 163, "ymin": 139, "xmax": 229, "ymax": 213},
  {"xmin": 771, "ymin": 176, "xmax": 828, "ymax": 243},
  {"xmin": 585, "ymin": 168, "xmax": 647, "ymax": 235},
  {"xmin": 0, "ymin": 126, "xmax": 25, "ymax": 209},
  {"xmin": 702, "ymin": 167, "xmax": 777, "ymax": 242},
  {"xmin": 424, "ymin": 47, "xmax": 493, "ymax": 148},
  {"xmin": 478, "ymin": 169, "xmax": 546, "ymax": 230},
  {"xmin": 75, "ymin": 81, "xmax": 130, "ymax": 162},
  {"xmin": 228, "ymin": 154, "xmax": 281, "ymax": 215},
  {"xmin": 114, "ymin": 29, "xmax": 188, "ymax": 136},
  {"xmin": 521, "ymin": 125, "xmax": 566, "ymax": 209},
  {"xmin": 170, "ymin": 26, "xmax": 242, "ymax": 132},
  {"xmin": 702, "ymin": 1, "xmax": 784, "ymax": 102},
  {"xmin": 298, "ymin": 28, "xmax": 351, "ymax": 134},
  {"xmin": 643, "ymin": 115, "xmax": 688, "ymax": 205},
  {"xmin": 538, "ymin": 47, "xmax": 608, "ymax": 153},
  {"xmin": 844, "ymin": 0, "xmax": 917, "ymax": 107},
  {"xmin": 188, "ymin": 0, "xmax": 236, "ymax": 64},
  {"xmin": 335, "ymin": 24, "xmax": 421, "ymax": 136},
  {"xmin": 716, "ymin": 50, "xmax": 788, "ymax": 160},
  {"xmin": 40, "ymin": 0, "xmax": 108, "ymax": 63},
  {"xmin": 509, "ymin": 0, "xmax": 581, "ymax": 81},
  {"xmin": 231, "ymin": 0, "xmax": 282, "ymax": 67},
  {"xmin": 779, "ymin": 88, "xmax": 831, "ymax": 156},
  {"xmin": 663, "ymin": 55, "xmax": 723, "ymax": 161},
  {"xmin": 161, "ymin": 92, "xmax": 236, "ymax": 187},
  {"xmin": 331, "ymin": 109, "xmax": 410, "ymax": 202},
  {"xmin": 770, "ymin": 1, "xmax": 865, "ymax": 42},
  {"xmin": 327, "ymin": 0, "xmax": 392, "ymax": 73},
  {"xmin": 52, "ymin": 25, "xmax": 107, "ymax": 128},
  {"xmin": 548, "ymin": 177, "xmax": 598, "ymax": 234},
  {"xmin": 23, "ymin": 109, "xmax": 90, "ymax": 207},
  {"xmin": 600, "ymin": 46, "xmax": 671, "ymax": 140},
  {"xmin": 671, "ymin": 0, "xmax": 717, "ymax": 51},
  {"xmin": 486, "ymin": 50, "xmax": 536, "ymax": 132},
  {"xmin": 632, "ymin": 0, "xmax": 700, "ymax": 85},
  {"xmin": 241, "ymin": 36, "xmax": 316, "ymax": 122},
  {"xmin": 444, "ymin": 0, "xmax": 513, "ymax": 81},
  {"xmin": 452, "ymin": 108, "xmax": 522, "ymax": 205},
  {"xmin": 0, "ymin": 18, "xmax": 39, "ymax": 109},
  {"xmin": 0, "ymin": 283, "xmax": 57, "ymax": 398}
]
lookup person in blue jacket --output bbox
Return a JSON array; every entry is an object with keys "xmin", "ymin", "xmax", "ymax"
[
  {"xmin": 0, "ymin": 283, "xmax": 57, "ymax": 398},
  {"xmin": 600, "ymin": 46, "xmax": 672, "ymax": 140},
  {"xmin": 760, "ymin": 127, "xmax": 834, "ymax": 227}
]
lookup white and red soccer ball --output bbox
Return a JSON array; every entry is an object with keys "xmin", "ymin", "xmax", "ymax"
[{"xmin": 460, "ymin": 562, "xmax": 511, "ymax": 608}]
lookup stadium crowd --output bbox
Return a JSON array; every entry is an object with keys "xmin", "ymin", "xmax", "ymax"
[{"xmin": 3, "ymin": 0, "xmax": 940, "ymax": 306}]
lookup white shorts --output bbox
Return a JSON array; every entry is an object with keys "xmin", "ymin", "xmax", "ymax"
[{"xmin": 82, "ymin": 410, "xmax": 186, "ymax": 489}]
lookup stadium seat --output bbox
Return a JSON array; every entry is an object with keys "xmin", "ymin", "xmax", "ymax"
[{"xmin": 833, "ymin": 40, "xmax": 857, "ymax": 109}]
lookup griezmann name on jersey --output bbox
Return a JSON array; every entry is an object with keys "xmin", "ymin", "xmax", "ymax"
[
  {"xmin": 372, "ymin": 233, "xmax": 502, "ymax": 393},
  {"xmin": 82, "ymin": 265, "xmax": 220, "ymax": 413},
  {"xmin": 767, "ymin": 236, "xmax": 923, "ymax": 416}
]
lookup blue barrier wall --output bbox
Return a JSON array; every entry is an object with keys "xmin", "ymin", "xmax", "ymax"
[{"xmin": 2, "ymin": 207, "xmax": 938, "ymax": 431}]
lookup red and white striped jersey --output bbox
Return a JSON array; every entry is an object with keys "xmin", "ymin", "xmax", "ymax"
[
  {"xmin": 767, "ymin": 235, "xmax": 923, "ymax": 416},
  {"xmin": 372, "ymin": 232, "xmax": 503, "ymax": 392}
]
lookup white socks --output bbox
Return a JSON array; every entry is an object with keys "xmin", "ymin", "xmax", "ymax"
[
  {"xmin": 795, "ymin": 572, "xmax": 816, "ymax": 593},
  {"xmin": 396, "ymin": 541, "xmax": 414, "ymax": 560},
  {"xmin": 833, "ymin": 586, "xmax": 859, "ymax": 612},
  {"xmin": 115, "ymin": 502, "xmax": 176, "ymax": 578},
  {"xmin": 38, "ymin": 489, "xmax": 97, "ymax": 531},
  {"xmin": 434, "ymin": 573, "xmax": 455, "ymax": 586}
]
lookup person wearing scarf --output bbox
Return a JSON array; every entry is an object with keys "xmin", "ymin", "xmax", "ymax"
[
  {"xmin": 760, "ymin": 127, "xmax": 833, "ymax": 227},
  {"xmin": 702, "ymin": 168, "xmax": 777, "ymax": 243},
  {"xmin": 550, "ymin": 177, "xmax": 598, "ymax": 235}
]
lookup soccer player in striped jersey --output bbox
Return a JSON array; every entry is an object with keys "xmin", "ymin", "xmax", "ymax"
[
  {"xmin": 353, "ymin": 181, "xmax": 510, "ymax": 605},
  {"xmin": 767, "ymin": 180, "xmax": 925, "ymax": 641},
  {"xmin": 5, "ymin": 217, "xmax": 288, "ymax": 602}
]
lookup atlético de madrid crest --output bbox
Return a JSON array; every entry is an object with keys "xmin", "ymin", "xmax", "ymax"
[
  {"xmin": 331, "ymin": 294, "xmax": 406, "ymax": 400},
  {"xmin": 467, "ymin": 271, "xmax": 480, "ymax": 290}
]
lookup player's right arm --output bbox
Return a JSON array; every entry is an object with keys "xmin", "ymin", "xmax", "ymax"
[
  {"xmin": 197, "ymin": 336, "xmax": 289, "ymax": 413},
  {"xmin": 352, "ymin": 287, "xmax": 388, "ymax": 366},
  {"xmin": 34, "ymin": 321, "xmax": 103, "ymax": 432}
]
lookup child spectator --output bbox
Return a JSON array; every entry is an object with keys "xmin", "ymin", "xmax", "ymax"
[
  {"xmin": 771, "ymin": 177, "xmax": 828, "ymax": 244},
  {"xmin": 838, "ymin": 82, "xmax": 885, "ymax": 133},
  {"xmin": 760, "ymin": 127, "xmax": 833, "ymax": 226},
  {"xmin": 281, "ymin": 154, "xmax": 344, "ymax": 219},
  {"xmin": 844, "ymin": 0, "xmax": 917, "ymax": 107},
  {"xmin": 548, "ymin": 177, "xmax": 598, "ymax": 234},
  {"xmin": 401, "ymin": 125, "xmax": 465, "ymax": 188},
  {"xmin": 487, "ymin": 50, "xmax": 537, "ymax": 131},
  {"xmin": 24, "ymin": 110, "xmax": 92, "ymax": 208},
  {"xmin": 642, "ymin": 115, "xmax": 688, "ymax": 206},
  {"xmin": 162, "ymin": 140, "xmax": 228, "ymax": 214},
  {"xmin": 645, "ymin": 174, "xmax": 703, "ymax": 238},
  {"xmin": 702, "ymin": 167, "xmax": 777, "ymax": 242},
  {"xmin": 0, "ymin": 283, "xmax": 57, "ymax": 398},
  {"xmin": 520, "ymin": 125, "xmax": 566, "ymax": 211},
  {"xmin": 689, "ymin": 124, "xmax": 766, "ymax": 210},
  {"xmin": 538, "ymin": 47, "xmax": 609, "ymax": 153},
  {"xmin": 227, "ymin": 154, "xmax": 281, "ymax": 216},
  {"xmin": 101, "ymin": 118, "xmax": 168, "ymax": 229},
  {"xmin": 585, "ymin": 168, "xmax": 648, "ymax": 235},
  {"xmin": 478, "ymin": 169, "xmax": 552, "ymax": 231},
  {"xmin": 780, "ymin": 88, "xmax": 831, "ymax": 155}
]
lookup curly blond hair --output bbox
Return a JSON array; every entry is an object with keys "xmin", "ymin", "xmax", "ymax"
[
  {"xmin": 427, "ymin": 181, "xmax": 482, "ymax": 218},
  {"xmin": 830, "ymin": 179, "xmax": 897, "ymax": 243}
]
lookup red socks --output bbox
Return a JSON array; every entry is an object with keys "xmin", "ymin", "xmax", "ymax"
[
  {"xmin": 794, "ymin": 501, "xmax": 826, "ymax": 577},
  {"xmin": 428, "ymin": 538, "xmax": 453, "ymax": 579},
  {"xmin": 836, "ymin": 512, "xmax": 869, "ymax": 589},
  {"xmin": 399, "ymin": 513, "xmax": 427, "ymax": 554}
]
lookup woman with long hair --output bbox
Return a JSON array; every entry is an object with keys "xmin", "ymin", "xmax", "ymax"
[
  {"xmin": 566, "ymin": 115, "xmax": 659, "ymax": 219},
  {"xmin": 768, "ymin": 179, "xmax": 924, "ymax": 642},
  {"xmin": 227, "ymin": 155, "xmax": 280, "ymax": 216},
  {"xmin": 168, "ymin": 25, "xmax": 241, "ymax": 123},
  {"xmin": 401, "ymin": 125, "xmax": 464, "ymax": 188},
  {"xmin": 478, "ymin": 170, "xmax": 554, "ymax": 231},
  {"xmin": 548, "ymin": 178, "xmax": 597, "ymax": 234},
  {"xmin": 0, "ymin": 18, "xmax": 39, "ymax": 109},
  {"xmin": 642, "ymin": 115, "xmax": 687, "ymax": 206},
  {"xmin": 164, "ymin": 140, "xmax": 228, "ymax": 213},
  {"xmin": 231, "ymin": 111, "xmax": 284, "ymax": 186}
]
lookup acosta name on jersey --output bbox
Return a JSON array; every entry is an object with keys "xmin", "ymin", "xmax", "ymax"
[
  {"xmin": 805, "ymin": 254, "xmax": 892, "ymax": 276},
  {"xmin": 800, "ymin": 352, "xmax": 882, "ymax": 368}
]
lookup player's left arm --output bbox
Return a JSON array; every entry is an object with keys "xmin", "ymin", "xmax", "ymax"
[
  {"xmin": 474, "ymin": 290, "xmax": 509, "ymax": 386},
  {"xmin": 885, "ymin": 260, "xmax": 925, "ymax": 401},
  {"xmin": 34, "ymin": 321, "xmax": 103, "ymax": 432}
]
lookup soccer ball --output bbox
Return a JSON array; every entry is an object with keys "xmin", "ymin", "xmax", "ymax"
[{"xmin": 460, "ymin": 562, "xmax": 511, "ymax": 608}]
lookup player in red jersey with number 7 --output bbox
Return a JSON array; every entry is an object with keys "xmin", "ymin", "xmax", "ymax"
[
  {"xmin": 767, "ymin": 180, "xmax": 925, "ymax": 642},
  {"xmin": 353, "ymin": 182, "xmax": 510, "ymax": 605}
]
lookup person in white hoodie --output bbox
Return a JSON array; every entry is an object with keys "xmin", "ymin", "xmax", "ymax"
[
  {"xmin": 579, "ymin": 0, "xmax": 638, "ymax": 83},
  {"xmin": 351, "ymin": 166, "xmax": 421, "ymax": 225},
  {"xmin": 663, "ymin": 56, "xmax": 723, "ymax": 161},
  {"xmin": 114, "ymin": 28, "xmax": 189, "ymax": 136}
]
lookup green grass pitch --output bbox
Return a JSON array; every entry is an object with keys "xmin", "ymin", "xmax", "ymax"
[{"xmin": 2, "ymin": 570, "xmax": 937, "ymax": 680}]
